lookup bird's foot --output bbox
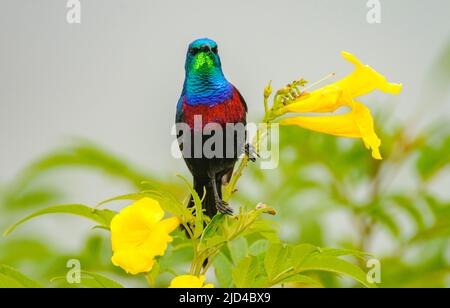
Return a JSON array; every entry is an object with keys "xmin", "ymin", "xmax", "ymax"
[
  {"xmin": 215, "ymin": 199, "xmax": 234, "ymax": 215},
  {"xmin": 245, "ymin": 144, "xmax": 259, "ymax": 162}
]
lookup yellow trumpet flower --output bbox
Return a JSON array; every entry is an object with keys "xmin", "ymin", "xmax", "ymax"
[
  {"xmin": 110, "ymin": 197, "xmax": 179, "ymax": 275},
  {"xmin": 280, "ymin": 51, "xmax": 402, "ymax": 159},
  {"xmin": 169, "ymin": 275, "xmax": 214, "ymax": 288}
]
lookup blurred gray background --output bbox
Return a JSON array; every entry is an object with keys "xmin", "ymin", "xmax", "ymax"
[
  {"xmin": 0, "ymin": 0, "xmax": 450, "ymax": 181},
  {"xmin": 0, "ymin": 0, "xmax": 449, "ymax": 206}
]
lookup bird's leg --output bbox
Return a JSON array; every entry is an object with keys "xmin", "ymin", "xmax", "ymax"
[
  {"xmin": 210, "ymin": 176, "xmax": 234, "ymax": 215},
  {"xmin": 245, "ymin": 143, "xmax": 259, "ymax": 162},
  {"xmin": 221, "ymin": 169, "xmax": 233, "ymax": 186}
]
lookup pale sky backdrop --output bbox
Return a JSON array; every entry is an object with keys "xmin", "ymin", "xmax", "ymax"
[{"xmin": 0, "ymin": 1, "xmax": 449, "ymax": 251}]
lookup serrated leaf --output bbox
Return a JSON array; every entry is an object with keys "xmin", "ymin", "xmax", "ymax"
[{"xmin": 3, "ymin": 204, "xmax": 117, "ymax": 237}]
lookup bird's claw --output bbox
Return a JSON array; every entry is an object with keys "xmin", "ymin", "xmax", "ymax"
[
  {"xmin": 216, "ymin": 199, "xmax": 234, "ymax": 215},
  {"xmin": 245, "ymin": 144, "xmax": 259, "ymax": 162}
]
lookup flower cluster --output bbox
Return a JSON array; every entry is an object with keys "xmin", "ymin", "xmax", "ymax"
[{"xmin": 278, "ymin": 52, "xmax": 402, "ymax": 159}]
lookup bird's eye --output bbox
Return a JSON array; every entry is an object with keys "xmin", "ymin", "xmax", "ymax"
[
  {"xmin": 212, "ymin": 46, "xmax": 218, "ymax": 54},
  {"xmin": 189, "ymin": 47, "xmax": 199, "ymax": 55}
]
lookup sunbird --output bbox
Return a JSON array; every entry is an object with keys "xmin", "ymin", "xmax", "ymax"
[{"xmin": 176, "ymin": 38, "xmax": 248, "ymax": 217}]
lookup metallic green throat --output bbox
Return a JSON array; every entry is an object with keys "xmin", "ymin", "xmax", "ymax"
[{"xmin": 193, "ymin": 52, "xmax": 214, "ymax": 71}]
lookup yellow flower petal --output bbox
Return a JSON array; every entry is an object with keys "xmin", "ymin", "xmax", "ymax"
[
  {"xmin": 169, "ymin": 275, "xmax": 214, "ymax": 288},
  {"xmin": 132, "ymin": 197, "xmax": 165, "ymax": 226},
  {"xmin": 110, "ymin": 197, "xmax": 179, "ymax": 275},
  {"xmin": 285, "ymin": 52, "xmax": 402, "ymax": 115},
  {"xmin": 279, "ymin": 51, "xmax": 402, "ymax": 160},
  {"xmin": 111, "ymin": 248, "xmax": 155, "ymax": 275},
  {"xmin": 336, "ymin": 51, "xmax": 403, "ymax": 97},
  {"xmin": 280, "ymin": 101, "xmax": 382, "ymax": 160},
  {"xmin": 110, "ymin": 198, "xmax": 164, "ymax": 252},
  {"xmin": 351, "ymin": 101, "xmax": 382, "ymax": 159},
  {"xmin": 159, "ymin": 216, "xmax": 181, "ymax": 234},
  {"xmin": 286, "ymin": 84, "xmax": 346, "ymax": 113},
  {"xmin": 281, "ymin": 111, "xmax": 361, "ymax": 138},
  {"xmin": 145, "ymin": 226, "xmax": 175, "ymax": 256}
]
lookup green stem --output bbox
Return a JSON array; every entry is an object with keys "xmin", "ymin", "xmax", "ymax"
[
  {"xmin": 189, "ymin": 238, "xmax": 199, "ymax": 275},
  {"xmin": 223, "ymin": 156, "xmax": 250, "ymax": 202},
  {"xmin": 144, "ymin": 272, "xmax": 155, "ymax": 288},
  {"xmin": 223, "ymin": 116, "xmax": 275, "ymax": 202}
]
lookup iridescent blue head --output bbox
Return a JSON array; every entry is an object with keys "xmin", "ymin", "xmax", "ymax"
[
  {"xmin": 183, "ymin": 38, "xmax": 232, "ymax": 106},
  {"xmin": 185, "ymin": 38, "xmax": 221, "ymax": 76}
]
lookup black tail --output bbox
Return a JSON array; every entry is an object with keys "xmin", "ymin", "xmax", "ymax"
[{"xmin": 189, "ymin": 177, "xmax": 220, "ymax": 218}]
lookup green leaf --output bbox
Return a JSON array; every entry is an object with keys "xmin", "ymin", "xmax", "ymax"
[
  {"xmin": 319, "ymin": 248, "xmax": 373, "ymax": 260},
  {"xmin": 232, "ymin": 256, "xmax": 259, "ymax": 288},
  {"xmin": 263, "ymin": 243, "xmax": 317, "ymax": 285},
  {"xmin": 372, "ymin": 210, "xmax": 400, "ymax": 237},
  {"xmin": 214, "ymin": 253, "xmax": 233, "ymax": 288},
  {"xmin": 289, "ymin": 244, "xmax": 317, "ymax": 270},
  {"xmin": 391, "ymin": 195, "xmax": 426, "ymax": 230},
  {"xmin": 228, "ymin": 237, "xmax": 249, "ymax": 265},
  {"xmin": 3, "ymin": 187, "xmax": 62, "ymax": 210},
  {"xmin": 97, "ymin": 190, "xmax": 190, "ymax": 219},
  {"xmin": 280, "ymin": 274, "xmax": 323, "ymax": 288},
  {"xmin": 201, "ymin": 213, "xmax": 225, "ymax": 242},
  {"xmin": 96, "ymin": 193, "xmax": 147, "ymax": 208},
  {"xmin": 178, "ymin": 175, "xmax": 203, "ymax": 238},
  {"xmin": 298, "ymin": 256, "xmax": 375, "ymax": 288},
  {"xmin": 249, "ymin": 239, "xmax": 270, "ymax": 256},
  {"xmin": 80, "ymin": 272, "xmax": 124, "ymax": 288},
  {"xmin": 50, "ymin": 271, "xmax": 124, "ymax": 288},
  {"xmin": 242, "ymin": 218, "xmax": 278, "ymax": 241},
  {"xmin": 0, "ymin": 264, "xmax": 42, "ymax": 288},
  {"xmin": 145, "ymin": 263, "xmax": 160, "ymax": 288},
  {"xmin": 0, "ymin": 238, "xmax": 53, "ymax": 264},
  {"xmin": 416, "ymin": 135, "xmax": 450, "ymax": 181},
  {"xmin": 15, "ymin": 141, "xmax": 150, "ymax": 188},
  {"xmin": 411, "ymin": 223, "xmax": 450, "ymax": 242},
  {"xmin": 264, "ymin": 243, "xmax": 291, "ymax": 280},
  {"xmin": 3, "ymin": 204, "xmax": 117, "ymax": 237}
]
